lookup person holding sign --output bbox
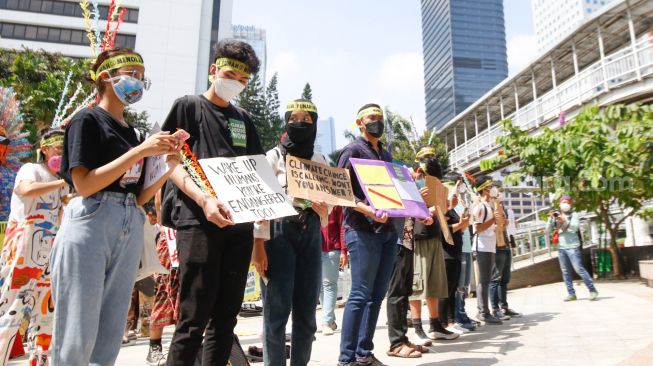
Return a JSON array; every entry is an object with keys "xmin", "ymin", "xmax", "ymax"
[
  {"xmin": 251, "ymin": 99, "xmax": 329, "ymax": 366},
  {"xmin": 336, "ymin": 104, "xmax": 398, "ymax": 366},
  {"xmin": 408, "ymin": 155, "xmax": 459, "ymax": 344},
  {"xmin": 50, "ymin": 47, "xmax": 181, "ymax": 366},
  {"xmin": 161, "ymin": 40, "xmax": 264, "ymax": 366},
  {"xmin": 471, "ymin": 175, "xmax": 504, "ymax": 325}
]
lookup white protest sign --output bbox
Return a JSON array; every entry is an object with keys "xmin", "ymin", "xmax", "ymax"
[
  {"xmin": 199, "ymin": 155, "xmax": 297, "ymax": 223},
  {"xmin": 143, "ymin": 123, "xmax": 170, "ymax": 189},
  {"xmin": 163, "ymin": 226, "xmax": 179, "ymax": 268}
]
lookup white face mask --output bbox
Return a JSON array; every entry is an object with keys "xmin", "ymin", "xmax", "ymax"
[
  {"xmin": 489, "ymin": 186, "xmax": 500, "ymax": 198},
  {"xmin": 214, "ymin": 77, "xmax": 246, "ymax": 101},
  {"xmin": 560, "ymin": 203, "xmax": 572, "ymax": 212}
]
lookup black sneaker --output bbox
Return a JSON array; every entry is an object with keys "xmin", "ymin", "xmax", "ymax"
[
  {"xmin": 428, "ymin": 320, "xmax": 459, "ymax": 340},
  {"xmin": 493, "ymin": 309, "xmax": 511, "ymax": 321},
  {"xmin": 477, "ymin": 313, "xmax": 503, "ymax": 325},
  {"xmin": 356, "ymin": 354, "xmax": 387, "ymax": 366},
  {"xmin": 503, "ymin": 308, "xmax": 522, "ymax": 317},
  {"xmin": 146, "ymin": 344, "xmax": 167, "ymax": 366}
]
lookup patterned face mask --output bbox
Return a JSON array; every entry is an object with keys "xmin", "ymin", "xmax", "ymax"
[{"xmin": 106, "ymin": 74, "xmax": 151, "ymax": 105}]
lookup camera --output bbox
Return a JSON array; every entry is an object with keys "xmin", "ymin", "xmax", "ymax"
[{"xmin": 553, "ymin": 210, "xmax": 560, "ymax": 217}]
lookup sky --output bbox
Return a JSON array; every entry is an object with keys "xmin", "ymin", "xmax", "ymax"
[{"xmin": 232, "ymin": 0, "xmax": 537, "ymax": 149}]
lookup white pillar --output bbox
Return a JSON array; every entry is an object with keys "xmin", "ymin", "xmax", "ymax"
[
  {"xmin": 626, "ymin": 1, "xmax": 643, "ymax": 80},
  {"xmin": 550, "ymin": 58, "xmax": 560, "ymax": 115},
  {"xmin": 486, "ymin": 104, "xmax": 492, "ymax": 148},
  {"xmin": 500, "ymin": 95, "xmax": 505, "ymax": 120},
  {"xmin": 597, "ymin": 24, "xmax": 610, "ymax": 92},
  {"xmin": 474, "ymin": 113, "xmax": 480, "ymax": 157},
  {"xmin": 454, "ymin": 127, "xmax": 458, "ymax": 150},
  {"xmin": 513, "ymin": 83, "xmax": 520, "ymax": 111},
  {"xmin": 531, "ymin": 69, "xmax": 539, "ymax": 125},
  {"xmin": 463, "ymin": 120, "xmax": 469, "ymax": 162},
  {"xmin": 572, "ymin": 42, "xmax": 582, "ymax": 105}
]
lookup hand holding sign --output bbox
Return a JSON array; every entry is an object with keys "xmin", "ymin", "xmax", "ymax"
[{"xmin": 201, "ymin": 195, "xmax": 234, "ymax": 228}]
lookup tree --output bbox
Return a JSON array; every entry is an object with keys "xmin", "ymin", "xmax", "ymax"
[
  {"xmin": 236, "ymin": 73, "xmax": 285, "ymax": 151},
  {"xmin": 125, "ymin": 108, "xmax": 151, "ymax": 136},
  {"xmin": 301, "ymin": 83, "xmax": 313, "ymax": 102},
  {"xmin": 384, "ymin": 108, "xmax": 448, "ymax": 167},
  {"xmin": 0, "ymin": 48, "xmax": 93, "ymax": 142},
  {"xmin": 263, "ymin": 73, "xmax": 285, "ymax": 150},
  {"xmin": 482, "ymin": 104, "xmax": 653, "ymax": 277}
]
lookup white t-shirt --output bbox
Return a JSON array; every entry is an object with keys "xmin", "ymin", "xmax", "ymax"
[
  {"xmin": 9, "ymin": 163, "xmax": 68, "ymax": 223},
  {"xmin": 472, "ymin": 200, "xmax": 496, "ymax": 253}
]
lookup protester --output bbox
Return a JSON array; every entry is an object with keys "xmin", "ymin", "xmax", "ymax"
[
  {"xmin": 408, "ymin": 156, "xmax": 459, "ymax": 343},
  {"xmin": 489, "ymin": 192, "xmax": 521, "ymax": 320},
  {"xmin": 546, "ymin": 195, "xmax": 598, "ymax": 302},
  {"xmin": 453, "ymin": 178, "xmax": 477, "ymax": 332},
  {"xmin": 147, "ymin": 191, "xmax": 180, "ymax": 366},
  {"xmin": 471, "ymin": 175, "xmax": 504, "ymax": 325},
  {"xmin": 336, "ymin": 104, "xmax": 398, "ymax": 366},
  {"xmin": 162, "ymin": 40, "xmax": 263, "ymax": 365},
  {"xmin": 50, "ymin": 47, "xmax": 180, "ymax": 365},
  {"xmin": 0, "ymin": 128, "xmax": 68, "ymax": 366},
  {"xmin": 320, "ymin": 205, "xmax": 348, "ymax": 336},
  {"xmin": 439, "ymin": 174, "xmax": 469, "ymax": 332},
  {"xmin": 251, "ymin": 99, "xmax": 329, "ymax": 366}
]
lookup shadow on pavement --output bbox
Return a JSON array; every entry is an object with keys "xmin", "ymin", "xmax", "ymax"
[{"xmin": 417, "ymin": 357, "xmax": 499, "ymax": 366}]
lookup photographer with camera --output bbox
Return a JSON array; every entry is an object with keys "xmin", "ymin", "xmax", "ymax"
[{"xmin": 546, "ymin": 196, "xmax": 598, "ymax": 302}]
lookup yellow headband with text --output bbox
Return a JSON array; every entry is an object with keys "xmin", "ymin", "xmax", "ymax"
[
  {"xmin": 357, "ymin": 107, "xmax": 384, "ymax": 120},
  {"xmin": 90, "ymin": 53, "xmax": 144, "ymax": 81},
  {"xmin": 286, "ymin": 101, "xmax": 318, "ymax": 114},
  {"xmin": 415, "ymin": 146, "xmax": 436, "ymax": 161},
  {"xmin": 475, "ymin": 179, "xmax": 493, "ymax": 192},
  {"xmin": 41, "ymin": 135, "xmax": 64, "ymax": 147},
  {"xmin": 215, "ymin": 57, "xmax": 251, "ymax": 77}
]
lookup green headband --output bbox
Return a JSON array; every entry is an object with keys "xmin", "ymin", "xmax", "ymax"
[
  {"xmin": 286, "ymin": 101, "xmax": 318, "ymax": 114},
  {"xmin": 90, "ymin": 53, "xmax": 144, "ymax": 81}
]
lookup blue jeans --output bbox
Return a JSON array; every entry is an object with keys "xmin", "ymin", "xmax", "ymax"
[
  {"xmin": 262, "ymin": 215, "xmax": 322, "ymax": 366},
  {"xmin": 50, "ymin": 192, "xmax": 144, "ymax": 366},
  {"xmin": 558, "ymin": 247, "xmax": 596, "ymax": 295},
  {"xmin": 320, "ymin": 250, "xmax": 341, "ymax": 326},
  {"xmin": 339, "ymin": 229, "xmax": 397, "ymax": 363},
  {"xmin": 455, "ymin": 252, "xmax": 473, "ymax": 323},
  {"xmin": 489, "ymin": 247, "xmax": 512, "ymax": 310}
]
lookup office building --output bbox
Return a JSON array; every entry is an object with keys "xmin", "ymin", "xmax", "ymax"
[
  {"xmin": 231, "ymin": 24, "xmax": 266, "ymax": 84},
  {"xmin": 421, "ymin": 0, "xmax": 508, "ymax": 131},
  {"xmin": 315, "ymin": 117, "xmax": 336, "ymax": 159}
]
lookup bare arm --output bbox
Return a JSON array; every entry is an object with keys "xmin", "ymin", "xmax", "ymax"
[{"xmin": 15, "ymin": 179, "xmax": 66, "ymax": 198}]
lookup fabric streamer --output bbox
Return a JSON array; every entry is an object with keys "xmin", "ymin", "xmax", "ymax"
[
  {"xmin": 52, "ymin": 83, "xmax": 83, "ymax": 128},
  {"xmin": 102, "ymin": 0, "xmax": 115, "ymax": 49},
  {"xmin": 180, "ymin": 142, "xmax": 216, "ymax": 197},
  {"xmin": 58, "ymin": 90, "xmax": 98, "ymax": 128},
  {"xmin": 52, "ymin": 71, "xmax": 72, "ymax": 126},
  {"xmin": 91, "ymin": 0, "xmax": 102, "ymax": 53},
  {"xmin": 109, "ymin": 8, "xmax": 126, "ymax": 48},
  {"xmin": 80, "ymin": 0, "xmax": 97, "ymax": 57}
]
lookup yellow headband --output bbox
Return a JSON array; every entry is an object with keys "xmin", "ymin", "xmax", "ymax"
[
  {"xmin": 215, "ymin": 58, "xmax": 251, "ymax": 77},
  {"xmin": 357, "ymin": 107, "xmax": 383, "ymax": 120},
  {"xmin": 41, "ymin": 135, "xmax": 64, "ymax": 147},
  {"xmin": 286, "ymin": 101, "xmax": 318, "ymax": 114},
  {"xmin": 475, "ymin": 179, "xmax": 493, "ymax": 192},
  {"xmin": 415, "ymin": 147, "xmax": 436, "ymax": 161},
  {"xmin": 90, "ymin": 53, "xmax": 144, "ymax": 81}
]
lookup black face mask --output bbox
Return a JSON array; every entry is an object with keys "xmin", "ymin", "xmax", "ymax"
[
  {"xmin": 364, "ymin": 120, "xmax": 384, "ymax": 138},
  {"xmin": 287, "ymin": 122, "xmax": 316, "ymax": 144}
]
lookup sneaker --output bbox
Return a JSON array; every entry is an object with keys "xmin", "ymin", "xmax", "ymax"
[
  {"xmin": 413, "ymin": 326, "xmax": 431, "ymax": 344},
  {"xmin": 322, "ymin": 324, "xmax": 333, "ymax": 335},
  {"xmin": 446, "ymin": 325, "xmax": 464, "ymax": 335},
  {"xmin": 427, "ymin": 321, "xmax": 459, "ymax": 340},
  {"xmin": 356, "ymin": 354, "xmax": 387, "ymax": 366},
  {"xmin": 146, "ymin": 344, "xmax": 167, "ymax": 366},
  {"xmin": 477, "ymin": 313, "xmax": 503, "ymax": 325},
  {"xmin": 454, "ymin": 322, "xmax": 476, "ymax": 332},
  {"xmin": 564, "ymin": 294, "xmax": 577, "ymax": 302},
  {"xmin": 493, "ymin": 309, "xmax": 511, "ymax": 321},
  {"xmin": 502, "ymin": 308, "xmax": 522, "ymax": 317},
  {"xmin": 121, "ymin": 336, "xmax": 130, "ymax": 345}
]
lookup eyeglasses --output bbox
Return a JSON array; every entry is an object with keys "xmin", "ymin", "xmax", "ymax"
[{"xmin": 110, "ymin": 70, "xmax": 152, "ymax": 90}]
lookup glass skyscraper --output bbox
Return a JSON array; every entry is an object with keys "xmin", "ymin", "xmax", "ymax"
[{"xmin": 421, "ymin": 0, "xmax": 508, "ymax": 131}]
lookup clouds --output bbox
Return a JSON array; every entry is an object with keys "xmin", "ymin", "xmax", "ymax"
[{"xmin": 507, "ymin": 34, "xmax": 539, "ymax": 76}]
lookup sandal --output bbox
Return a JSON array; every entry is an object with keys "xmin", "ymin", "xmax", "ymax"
[
  {"xmin": 407, "ymin": 342, "xmax": 430, "ymax": 353},
  {"xmin": 386, "ymin": 343, "xmax": 422, "ymax": 358}
]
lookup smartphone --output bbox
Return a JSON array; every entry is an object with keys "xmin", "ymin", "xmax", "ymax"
[{"xmin": 172, "ymin": 129, "xmax": 190, "ymax": 142}]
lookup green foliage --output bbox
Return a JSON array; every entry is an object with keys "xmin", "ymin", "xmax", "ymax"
[
  {"xmin": 125, "ymin": 108, "xmax": 150, "ymax": 136},
  {"xmin": 385, "ymin": 108, "xmax": 448, "ymax": 167},
  {"xmin": 301, "ymin": 83, "xmax": 313, "ymax": 102},
  {"xmin": 0, "ymin": 48, "xmax": 93, "ymax": 142},
  {"xmin": 236, "ymin": 73, "xmax": 285, "ymax": 151},
  {"xmin": 494, "ymin": 103, "xmax": 653, "ymax": 275}
]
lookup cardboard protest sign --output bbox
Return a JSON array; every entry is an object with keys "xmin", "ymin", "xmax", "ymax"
[
  {"xmin": 199, "ymin": 155, "xmax": 297, "ymax": 223},
  {"xmin": 285, "ymin": 156, "xmax": 356, "ymax": 207},
  {"xmin": 350, "ymin": 158, "xmax": 429, "ymax": 219},
  {"xmin": 435, "ymin": 205, "xmax": 454, "ymax": 245},
  {"xmin": 424, "ymin": 176, "xmax": 449, "ymax": 214}
]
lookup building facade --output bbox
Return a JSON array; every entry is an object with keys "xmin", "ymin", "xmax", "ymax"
[
  {"xmin": 421, "ymin": 0, "xmax": 508, "ymax": 131},
  {"xmin": 532, "ymin": 0, "xmax": 615, "ymax": 53},
  {"xmin": 231, "ymin": 24, "xmax": 266, "ymax": 85},
  {"xmin": 315, "ymin": 117, "xmax": 336, "ymax": 160},
  {"xmin": 0, "ymin": 0, "xmax": 234, "ymax": 124}
]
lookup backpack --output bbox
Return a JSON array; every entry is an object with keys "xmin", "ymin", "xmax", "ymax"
[{"xmin": 160, "ymin": 95, "xmax": 203, "ymax": 229}]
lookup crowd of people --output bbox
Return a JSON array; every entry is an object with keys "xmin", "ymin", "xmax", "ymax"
[{"xmin": 0, "ymin": 38, "xmax": 597, "ymax": 366}]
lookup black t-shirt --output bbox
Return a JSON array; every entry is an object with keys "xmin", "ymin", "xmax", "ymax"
[
  {"xmin": 161, "ymin": 95, "xmax": 264, "ymax": 227},
  {"xmin": 61, "ymin": 107, "xmax": 144, "ymax": 195},
  {"xmin": 443, "ymin": 208, "xmax": 463, "ymax": 259}
]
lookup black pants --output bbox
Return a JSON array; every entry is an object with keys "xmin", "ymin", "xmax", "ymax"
[
  {"xmin": 166, "ymin": 224, "xmax": 254, "ymax": 366},
  {"xmin": 386, "ymin": 245, "xmax": 413, "ymax": 349},
  {"xmin": 439, "ymin": 258, "xmax": 460, "ymax": 325}
]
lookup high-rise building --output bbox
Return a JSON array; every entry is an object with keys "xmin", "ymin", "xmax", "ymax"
[
  {"xmin": 421, "ymin": 0, "xmax": 508, "ymax": 131},
  {"xmin": 231, "ymin": 24, "xmax": 266, "ymax": 84},
  {"xmin": 532, "ymin": 0, "xmax": 615, "ymax": 53},
  {"xmin": 315, "ymin": 117, "xmax": 336, "ymax": 160},
  {"xmin": 0, "ymin": 0, "xmax": 234, "ymax": 123}
]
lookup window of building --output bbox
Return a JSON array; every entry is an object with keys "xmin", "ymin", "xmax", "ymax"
[
  {"xmin": 0, "ymin": 22, "xmax": 136, "ymax": 48},
  {"xmin": 0, "ymin": 0, "xmax": 138, "ymax": 23}
]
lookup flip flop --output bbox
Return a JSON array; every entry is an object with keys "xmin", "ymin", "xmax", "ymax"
[{"xmin": 386, "ymin": 343, "xmax": 422, "ymax": 358}]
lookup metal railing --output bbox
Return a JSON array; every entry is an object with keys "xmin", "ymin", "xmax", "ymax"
[{"xmin": 448, "ymin": 38, "xmax": 653, "ymax": 168}]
